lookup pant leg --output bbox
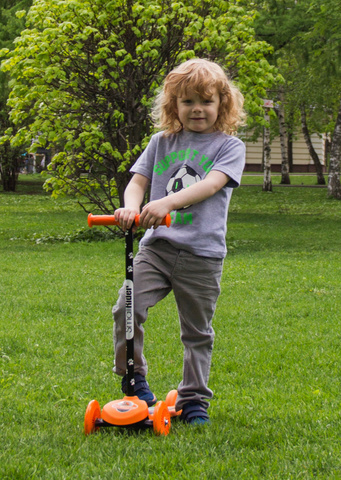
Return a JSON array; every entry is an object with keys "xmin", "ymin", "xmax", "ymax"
[
  {"xmin": 171, "ymin": 251, "xmax": 224, "ymax": 410},
  {"xmin": 112, "ymin": 242, "xmax": 173, "ymax": 376}
]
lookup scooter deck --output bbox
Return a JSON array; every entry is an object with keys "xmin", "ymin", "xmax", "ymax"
[{"xmin": 84, "ymin": 397, "xmax": 172, "ymax": 435}]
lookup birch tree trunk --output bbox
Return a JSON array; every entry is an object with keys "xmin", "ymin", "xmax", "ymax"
[
  {"xmin": 328, "ymin": 97, "xmax": 341, "ymax": 199},
  {"xmin": 277, "ymin": 89, "xmax": 290, "ymax": 184},
  {"xmin": 300, "ymin": 104, "xmax": 326, "ymax": 185},
  {"xmin": 263, "ymin": 108, "xmax": 272, "ymax": 192},
  {"xmin": 287, "ymin": 111, "xmax": 294, "ymax": 172}
]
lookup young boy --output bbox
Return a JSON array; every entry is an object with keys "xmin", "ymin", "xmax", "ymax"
[{"xmin": 113, "ymin": 58, "xmax": 246, "ymax": 424}]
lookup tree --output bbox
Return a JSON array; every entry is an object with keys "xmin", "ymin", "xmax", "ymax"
[
  {"xmin": 0, "ymin": 0, "xmax": 32, "ymax": 191},
  {"xmin": 262, "ymin": 105, "xmax": 272, "ymax": 191},
  {"xmin": 276, "ymin": 86, "xmax": 290, "ymax": 184},
  {"xmin": 301, "ymin": 0, "xmax": 341, "ymax": 198},
  {"xmin": 277, "ymin": 53, "xmax": 327, "ymax": 185},
  {"xmin": 1, "ymin": 0, "xmax": 279, "ymax": 211},
  {"xmin": 250, "ymin": 0, "xmax": 311, "ymax": 185},
  {"xmin": 253, "ymin": 0, "xmax": 341, "ymax": 197},
  {"xmin": 328, "ymin": 99, "xmax": 341, "ymax": 198},
  {"xmin": 300, "ymin": 104, "xmax": 326, "ymax": 185}
]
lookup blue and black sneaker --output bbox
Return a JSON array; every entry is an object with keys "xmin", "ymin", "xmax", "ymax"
[
  {"xmin": 121, "ymin": 373, "xmax": 157, "ymax": 407},
  {"xmin": 180, "ymin": 401, "xmax": 210, "ymax": 425}
]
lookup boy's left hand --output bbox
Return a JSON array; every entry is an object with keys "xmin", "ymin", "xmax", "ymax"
[{"xmin": 139, "ymin": 198, "xmax": 170, "ymax": 230}]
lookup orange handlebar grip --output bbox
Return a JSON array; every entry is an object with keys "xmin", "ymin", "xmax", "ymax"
[
  {"xmin": 163, "ymin": 213, "xmax": 172, "ymax": 228},
  {"xmin": 87, "ymin": 213, "xmax": 119, "ymax": 228},
  {"xmin": 88, "ymin": 213, "xmax": 171, "ymax": 228}
]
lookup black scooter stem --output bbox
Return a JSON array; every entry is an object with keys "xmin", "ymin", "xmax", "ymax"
[{"xmin": 125, "ymin": 227, "xmax": 135, "ymax": 397}]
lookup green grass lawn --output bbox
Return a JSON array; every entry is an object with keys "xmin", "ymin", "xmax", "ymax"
[
  {"xmin": 241, "ymin": 172, "xmax": 329, "ymax": 186},
  {"xmin": 1, "ymin": 175, "xmax": 341, "ymax": 479}
]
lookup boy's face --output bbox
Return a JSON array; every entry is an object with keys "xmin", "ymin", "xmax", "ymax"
[{"xmin": 176, "ymin": 88, "xmax": 220, "ymax": 134}]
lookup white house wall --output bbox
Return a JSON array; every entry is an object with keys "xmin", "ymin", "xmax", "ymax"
[{"xmin": 243, "ymin": 132, "xmax": 325, "ymax": 172}]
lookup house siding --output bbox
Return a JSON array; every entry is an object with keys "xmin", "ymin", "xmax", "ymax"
[{"xmin": 243, "ymin": 132, "xmax": 326, "ymax": 172}]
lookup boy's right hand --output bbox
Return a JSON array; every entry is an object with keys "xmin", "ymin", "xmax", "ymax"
[{"xmin": 114, "ymin": 208, "xmax": 139, "ymax": 231}]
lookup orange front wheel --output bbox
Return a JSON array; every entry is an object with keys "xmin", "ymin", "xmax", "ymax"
[
  {"xmin": 153, "ymin": 401, "xmax": 171, "ymax": 436},
  {"xmin": 84, "ymin": 399, "xmax": 101, "ymax": 435}
]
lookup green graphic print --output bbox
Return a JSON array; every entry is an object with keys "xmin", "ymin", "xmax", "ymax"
[
  {"xmin": 153, "ymin": 147, "xmax": 213, "ymax": 176},
  {"xmin": 154, "ymin": 147, "xmax": 214, "ymax": 226}
]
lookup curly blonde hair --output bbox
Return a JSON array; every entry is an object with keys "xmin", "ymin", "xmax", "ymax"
[{"xmin": 152, "ymin": 58, "xmax": 246, "ymax": 136}]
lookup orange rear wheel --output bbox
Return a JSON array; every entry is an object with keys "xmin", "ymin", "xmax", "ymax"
[
  {"xmin": 84, "ymin": 399, "xmax": 101, "ymax": 435},
  {"xmin": 165, "ymin": 389, "xmax": 182, "ymax": 417},
  {"xmin": 153, "ymin": 401, "xmax": 171, "ymax": 436}
]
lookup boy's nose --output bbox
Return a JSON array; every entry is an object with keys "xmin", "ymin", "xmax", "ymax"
[{"xmin": 192, "ymin": 103, "xmax": 203, "ymax": 112}]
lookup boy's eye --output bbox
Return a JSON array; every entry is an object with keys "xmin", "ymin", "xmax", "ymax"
[{"xmin": 181, "ymin": 99, "xmax": 213, "ymax": 104}]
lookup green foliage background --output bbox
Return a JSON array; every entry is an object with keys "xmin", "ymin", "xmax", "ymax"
[{"xmin": 1, "ymin": 0, "xmax": 279, "ymax": 208}]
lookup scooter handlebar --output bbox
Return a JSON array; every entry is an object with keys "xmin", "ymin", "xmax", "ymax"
[{"xmin": 87, "ymin": 213, "xmax": 171, "ymax": 228}]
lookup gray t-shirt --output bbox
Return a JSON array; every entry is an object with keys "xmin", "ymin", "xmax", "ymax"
[{"xmin": 131, "ymin": 129, "xmax": 245, "ymax": 258}]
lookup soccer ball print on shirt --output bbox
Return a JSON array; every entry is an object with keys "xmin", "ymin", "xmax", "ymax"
[{"xmin": 165, "ymin": 165, "xmax": 201, "ymax": 209}]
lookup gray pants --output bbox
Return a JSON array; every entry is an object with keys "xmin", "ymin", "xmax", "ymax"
[{"xmin": 112, "ymin": 239, "xmax": 223, "ymax": 409}]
